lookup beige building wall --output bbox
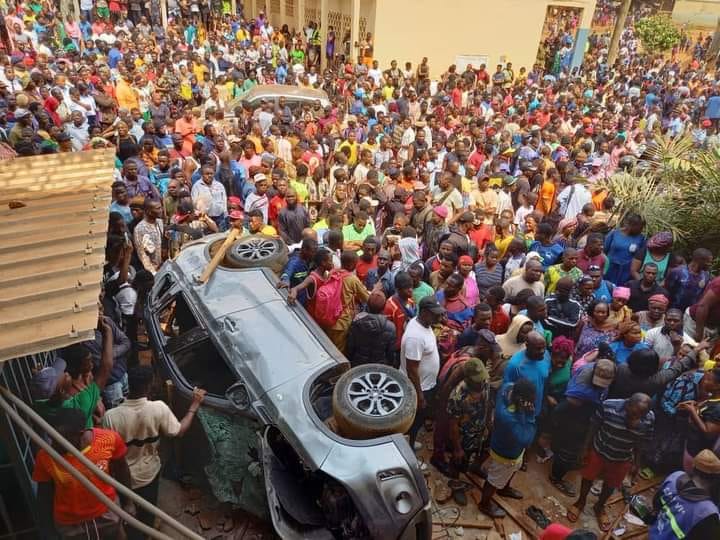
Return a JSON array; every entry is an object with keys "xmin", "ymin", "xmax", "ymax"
[
  {"xmin": 672, "ymin": 0, "xmax": 720, "ymax": 27},
  {"xmin": 372, "ymin": 0, "xmax": 594, "ymax": 77},
  {"xmin": 247, "ymin": 0, "xmax": 595, "ymax": 76}
]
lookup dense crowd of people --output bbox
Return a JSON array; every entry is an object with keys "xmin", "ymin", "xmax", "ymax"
[{"xmin": 15, "ymin": 0, "xmax": 720, "ymax": 538}]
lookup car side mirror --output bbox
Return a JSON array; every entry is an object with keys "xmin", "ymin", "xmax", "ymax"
[{"xmin": 226, "ymin": 381, "xmax": 251, "ymax": 411}]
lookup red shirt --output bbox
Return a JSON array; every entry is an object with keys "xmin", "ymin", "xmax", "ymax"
[
  {"xmin": 469, "ymin": 225, "xmax": 495, "ymax": 254},
  {"xmin": 576, "ymin": 250, "xmax": 607, "ymax": 274},
  {"xmin": 490, "ymin": 306, "xmax": 510, "ymax": 335},
  {"xmin": 355, "ymin": 255, "xmax": 377, "ymax": 284},
  {"xmin": 32, "ymin": 428, "xmax": 127, "ymax": 525},
  {"xmin": 384, "ymin": 296, "xmax": 414, "ymax": 350},
  {"xmin": 268, "ymin": 195, "xmax": 287, "ymax": 227}
]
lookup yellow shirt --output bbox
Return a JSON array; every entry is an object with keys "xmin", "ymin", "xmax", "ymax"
[{"xmin": 338, "ymin": 140, "xmax": 358, "ymax": 166}]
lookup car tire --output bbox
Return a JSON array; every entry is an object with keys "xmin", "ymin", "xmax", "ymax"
[
  {"xmin": 332, "ymin": 364, "xmax": 417, "ymax": 439},
  {"xmin": 223, "ymin": 234, "xmax": 288, "ymax": 275}
]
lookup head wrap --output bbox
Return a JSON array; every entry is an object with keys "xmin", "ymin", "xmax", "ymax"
[
  {"xmin": 551, "ymin": 336, "xmax": 575, "ymax": 358},
  {"xmin": 647, "ymin": 231, "xmax": 673, "ymax": 250},
  {"xmin": 648, "ymin": 294, "xmax": 669, "ymax": 307},
  {"xmin": 612, "ymin": 286, "xmax": 631, "ymax": 300},
  {"xmin": 459, "ymin": 255, "xmax": 474, "ymax": 266}
]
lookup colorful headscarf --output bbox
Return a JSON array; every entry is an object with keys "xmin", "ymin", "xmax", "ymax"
[
  {"xmin": 647, "ymin": 231, "xmax": 673, "ymax": 250},
  {"xmin": 648, "ymin": 294, "xmax": 669, "ymax": 307},
  {"xmin": 551, "ymin": 335, "xmax": 575, "ymax": 358}
]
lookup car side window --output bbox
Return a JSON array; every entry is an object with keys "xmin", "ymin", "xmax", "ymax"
[
  {"xmin": 160, "ymin": 294, "xmax": 236, "ymax": 397},
  {"xmin": 158, "ymin": 293, "xmax": 198, "ymax": 338}
]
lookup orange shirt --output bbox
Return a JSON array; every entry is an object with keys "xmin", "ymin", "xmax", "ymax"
[
  {"xmin": 32, "ymin": 428, "xmax": 127, "ymax": 525},
  {"xmin": 174, "ymin": 116, "xmax": 199, "ymax": 155},
  {"xmin": 537, "ymin": 180, "xmax": 557, "ymax": 216},
  {"xmin": 115, "ymin": 78, "xmax": 139, "ymax": 110}
]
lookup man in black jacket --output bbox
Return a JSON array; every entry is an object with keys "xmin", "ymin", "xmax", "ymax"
[{"xmin": 346, "ymin": 290, "xmax": 396, "ymax": 367}]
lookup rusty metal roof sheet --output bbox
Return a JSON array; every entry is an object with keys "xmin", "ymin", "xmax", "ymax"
[{"xmin": 0, "ymin": 149, "xmax": 116, "ymax": 362}]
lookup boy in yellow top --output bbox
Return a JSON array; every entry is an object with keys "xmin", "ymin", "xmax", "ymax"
[
  {"xmin": 545, "ymin": 248, "xmax": 582, "ymax": 294},
  {"xmin": 245, "ymin": 209, "xmax": 278, "ymax": 236}
]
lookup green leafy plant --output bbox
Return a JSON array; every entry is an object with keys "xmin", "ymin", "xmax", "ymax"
[{"xmin": 634, "ymin": 14, "xmax": 681, "ymax": 54}]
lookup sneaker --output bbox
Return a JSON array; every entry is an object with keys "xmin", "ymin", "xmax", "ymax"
[{"xmin": 591, "ymin": 481, "xmax": 602, "ymax": 496}]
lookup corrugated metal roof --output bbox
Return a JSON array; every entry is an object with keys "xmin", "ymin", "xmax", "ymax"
[{"xmin": 0, "ymin": 149, "xmax": 116, "ymax": 362}]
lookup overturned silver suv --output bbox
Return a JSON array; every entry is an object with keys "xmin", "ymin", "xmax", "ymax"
[{"xmin": 145, "ymin": 233, "xmax": 431, "ymax": 539}]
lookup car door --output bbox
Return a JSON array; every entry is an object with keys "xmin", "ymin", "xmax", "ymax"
[{"xmin": 147, "ymin": 275, "xmax": 268, "ymax": 518}]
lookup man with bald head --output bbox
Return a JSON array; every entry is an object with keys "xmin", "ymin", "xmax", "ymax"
[
  {"xmin": 502, "ymin": 330, "xmax": 550, "ymax": 418},
  {"xmin": 346, "ymin": 290, "xmax": 396, "ymax": 367}
]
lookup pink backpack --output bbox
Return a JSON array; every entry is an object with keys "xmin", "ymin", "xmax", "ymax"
[{"xmin": 313, "ymin": 270, "xmax": 348, "ymax": 328}]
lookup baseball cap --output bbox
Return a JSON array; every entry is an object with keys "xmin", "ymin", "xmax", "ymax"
[
  {"xmin": 463, "ymin": 358, "xmax": 489, "ymax": 384},
  {"xmin": 591, "ymin": 358, "xmax": 616, "ymax": 388},
  {"xmin": 30, "ymin": 358, "xmax": 67, "ymax": 400},
  {"xmin": 502, "ymin": 175, "xmax": 517, "ymax": 186},
  {"xmin": 228, "ymin": 209, "xmax": 244, "ymax": 220},
  {"xmin": 253, "ymin": 173, "xmax": 267, "ymax": 183},
  {"xmin": 418, "ymin": 296, "xmax": 446, "ymax": 315}
]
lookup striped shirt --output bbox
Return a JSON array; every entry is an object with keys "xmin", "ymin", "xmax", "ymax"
[{"xmin": 593, "ymin": 399, "xmax": 654, "ymax": 462}]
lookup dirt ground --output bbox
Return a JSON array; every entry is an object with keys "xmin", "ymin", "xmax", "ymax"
[
  {"xmin": 149, "ymin": 422, "xmax": 657, "ymax": 540},
  {"xmin": 415, "ymin": 428, "xmax": 658, "ymax": 540},
  {"xmin": 153, "ymin": 477, "xmax": 274, "ymax": 539}
]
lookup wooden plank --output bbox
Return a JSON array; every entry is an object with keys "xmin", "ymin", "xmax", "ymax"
[
  {"xmin": 0, "ymin": 188, "xmax": 110, "ymax": 207},
  {"xmin": 0, "ymin": 274, "xmax": 104, "ymax": 304}
]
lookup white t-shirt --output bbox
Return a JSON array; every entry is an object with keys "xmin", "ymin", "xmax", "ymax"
[
  {"xmin": 102, "ymin": 398, "xmax": 181, "ymax": 488},
  {"xmin": 400, "ymin": 317, "xmax": 440, "ymax": 392}
]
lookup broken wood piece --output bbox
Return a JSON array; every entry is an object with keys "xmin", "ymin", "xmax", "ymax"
[
  {"xmin": 199, "ymin": 228, "xmax": 241, "ymax": 283},
  {"xmin": 431, "ymin": 520, "xmax": 492, "ymax": 529},
  {"xmin": 606, "ymin": 479, "xmax": 661, "ymax": 506}
]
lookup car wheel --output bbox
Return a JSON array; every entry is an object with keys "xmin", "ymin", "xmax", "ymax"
[
  {"xmin": 223, "ymin": 234, "xmax": 288, "ymax": 274},
  {"xmin": 332, "ymin": 364, "xmax": 417, "ymax": 439}
]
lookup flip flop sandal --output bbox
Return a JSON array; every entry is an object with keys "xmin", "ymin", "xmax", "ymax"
[
  {"xmin": 526, "ymin": 505, "xmax": 551, "ymax": 529},
  {"xmin": 566, "ymin": 506, "xmax": 581, "ymax": 523},
  {"xmin": 594, "ymin": 505, "xmax": 613, "ymax": 532},
  {"xmin": 434, "ymin": 484, "xmax": 453, "ymax": 504},
  {"xmin": 549, "ymin": 476, "xmax": 577, "ymax": 497}
]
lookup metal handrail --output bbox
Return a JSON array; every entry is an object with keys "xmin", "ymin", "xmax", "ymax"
[{"xmin": 0, "ymin": 386, "xmax": 204, "ymax": 540}]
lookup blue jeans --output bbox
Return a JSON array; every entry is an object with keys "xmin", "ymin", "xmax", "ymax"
[{"xmin": 102, "ymin": 373, "xmax": 128, "ymax": 409}]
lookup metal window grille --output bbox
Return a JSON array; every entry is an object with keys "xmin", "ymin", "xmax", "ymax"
[{"xmin": 0, "ymin": 352, "xmax": 56, "ymax": 539}]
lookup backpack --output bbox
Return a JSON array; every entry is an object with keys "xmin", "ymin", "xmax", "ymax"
[{"xmin": 313, "ymin": 270, "xmax": 348, "ymax": 328}]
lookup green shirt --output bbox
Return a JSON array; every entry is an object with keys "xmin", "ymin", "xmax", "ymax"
[
  {"xmin": 34, "ymin": 383, "xmax": 101, "ymax": 429},
  {"xmin": 342, "ymin": 222, "xmax": 376, "ymax": 243},
  {"xmin": 545, "ymin": 264, "xmax": 583, "ymax": 294},
  {"xmin": 413, "ymin": 282, "xmax": 435, "ymax": 305}
]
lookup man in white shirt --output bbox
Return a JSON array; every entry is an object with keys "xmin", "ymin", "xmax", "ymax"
[
  {"xmin": 401, "ymin": 296, "xmax": 445, "ymax": 448},
  {"xmin": 103, "ymin": 366, "xmax": 205, "ymax": 540},
  {"xmin": 557, "ymin": 174, "xmax": 592, "ymax": 220},
  {"xmin": 191, "ymin": 164, "xmax": 228, "ymax": 228}
]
